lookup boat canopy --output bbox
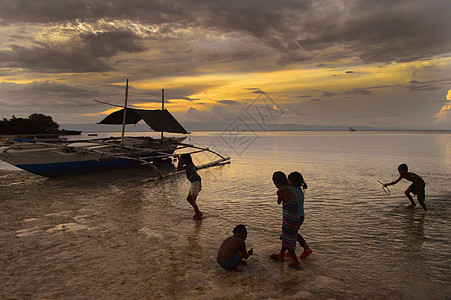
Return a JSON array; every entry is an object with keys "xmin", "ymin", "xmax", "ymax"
[{"xmin": 98, "ymin": 108, "xmax": 188, "ymax": 134}]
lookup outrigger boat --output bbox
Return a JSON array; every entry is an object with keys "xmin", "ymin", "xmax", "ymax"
[{"xmin": 0, "ymin": 80, "xmax": 230, "ymax": 178}]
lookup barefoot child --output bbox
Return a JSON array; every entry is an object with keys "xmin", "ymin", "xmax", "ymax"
[
  {"xmin": 177, "ymin": 153, "xmax": 203, "ymax": 220},
  {"xmin": 384, "ymin": 163, "xmax": 427, "ymax": 211},
  {"xmin": 217, "ymin": 225, "xmax": 253, "ymax": 272},
  {"xmin": 288, "ymin": 171, "xmax": 313, "ymax": 259},
  {"xmin": 269, "ymin": 171, "xmax": 303, "ymax": 270}
]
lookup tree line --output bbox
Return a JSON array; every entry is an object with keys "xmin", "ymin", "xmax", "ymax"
[{"xmin": 0, "ymin": 114, "xmax": 60, "ymax": 134}]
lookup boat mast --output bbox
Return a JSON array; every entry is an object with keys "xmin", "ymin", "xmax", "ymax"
[
  {"xmin": 161, "ymin": 88, "xmax": 164, "ymax": 139},
  {"xmin": 121, "ymin": 79, "xmax": 129, "ymax": 146}
]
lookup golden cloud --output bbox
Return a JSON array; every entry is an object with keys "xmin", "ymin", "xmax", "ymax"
[{"xmin": 435, "ymin": 89, "xmax": 451, "ymax": 123}]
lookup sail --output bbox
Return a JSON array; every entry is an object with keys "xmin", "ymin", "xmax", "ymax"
[{"xmin": 98, "ymin": 108, "xmax": 188, "ymax": 134}]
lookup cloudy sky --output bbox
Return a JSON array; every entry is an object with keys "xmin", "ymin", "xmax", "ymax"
[{"xmin": 0, "ymin": 0, "xmax": 450, "ymax": 129}]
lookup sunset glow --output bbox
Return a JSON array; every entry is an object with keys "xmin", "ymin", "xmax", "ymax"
[{"xmin": 0, "ymin": 1, "xmax": 450, "ymax": 129}]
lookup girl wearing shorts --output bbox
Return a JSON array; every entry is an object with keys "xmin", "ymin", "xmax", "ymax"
[{"xmin": 177, "ymin": 153, "xmax": 203, "ymax": 220}]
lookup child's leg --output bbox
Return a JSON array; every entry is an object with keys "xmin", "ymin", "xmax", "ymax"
[
  {"xmin": 418, "ymin": 194, "xmax": 427, "ymax": 211},
  {"xmin": 297, "ymin": 233, "xmax": 313, "ymax": 258},
  {"xmin": 220, "ymin": 251, "xmax": 242, "ymax": 272},
  {"xmin": 288, "ymin": 249, "xmax": 301, "ymax": 268},
  {"xmin": 419, "ymin": 201, "xmax": 427, "ymax": 211},
  {"xmin": 270, "ymin": 246, "xmax": 286, "ymax": 262},
  {"xmin": 277, "ymin": 246, "xmax": 287, "ymax": 258},
  {"xmin": 187, "ymin": 194, "xmax": 202, "ymax": 219},
  {"xmin": 297, "ymin": 233, "xmax": 310, "ymax": 251},
  {"xmin": 231, "ymin": 253, "xmax": 243, "ymax": 272},
  {"xmin": 297, "ymin": 218, "xmax": 312, "ymax": 253},
  {"xmin": 404, "ymin": 188, "xmax": 416, "ymax": 208}
]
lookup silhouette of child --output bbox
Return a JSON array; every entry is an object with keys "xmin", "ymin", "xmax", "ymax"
[
  {"xmin": 384, "ymin": 163, "xmax": 427, "ymax": 211},
  {"xmin": 177, "ymin": 153, "xmax": 203, "ymax": 219},
  {"xmin": 269, "ymin": 171, "xmax": 302, "ymax": 270},
  {"xmin": 217, "ymin": 225, "xmax": 253, "ymax": 272},
  {"xmin": 288, "ymin": 171, "xmax": 313, "ymax": 258}
]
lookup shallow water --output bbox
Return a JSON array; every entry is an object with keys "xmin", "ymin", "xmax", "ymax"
[{"xmin": 1, "ymin": 131, "xmax": 450, "ymax": 299}]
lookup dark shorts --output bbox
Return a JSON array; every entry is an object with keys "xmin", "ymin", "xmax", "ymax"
[
  {"xmin": 217, "ymin": 251, "xmax": 241, "ymax": 271},
  {"xmin": 409, "ymin": 183, "xmax": 425, "ymax": 202}
]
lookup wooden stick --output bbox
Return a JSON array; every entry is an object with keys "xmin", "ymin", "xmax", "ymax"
[{"xmin": 176, "ymin": 142, "xmax": 226, "ymax": 159}]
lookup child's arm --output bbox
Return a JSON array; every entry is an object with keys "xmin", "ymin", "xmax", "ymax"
[
  {"xmin": 384, "ymin": 176, "xmax": 402, "ymax": 187},
  {"xmin": 176, "ymin": 155, "xmax": 184, "ymax": 171},
  {"xmin": 276, "ymin": 190, "xmax": 283, "ymax": 204},
  {"xmin": 277, "ymin": 187, "xmax": 292, "ymax": 205},
  {"xmin": 240, "ymin": 242, "xmax": 253, "ymax": 260}
]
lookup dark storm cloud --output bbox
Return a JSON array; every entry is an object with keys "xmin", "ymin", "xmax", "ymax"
[
  {"xmin": 252, "ymin": 90, "xmax": 266, "ymax": 94},
  {"xmin": 405, "ymin": 79, "xmax": 451, "ymax": 92},
  {"xmin": 0, "ymin": 0, "xmax": 306, "ymax": 36},
  {"xmin": 350, "ymin": 89, "xmax": 372, "ymax": 96},
  {"xmin": 0, "ymin": 81, "xmax": 97, "ymax": 100},
  {"xmin": 180, "ymin": 96, "xmax": 200, "ymax": 101},
  {"xmin": 0, "ymin": 0, "xmax": 448, "ymax": 84},
  {"xmin": 218, "ymin": 100, "xmax": 240, "ymax": 105},
  {"xmin": 323, "ymin": 88, "xmax": 373, "ymax": 98},
  {"xmin": 323, "ymin": 91, "xmax": 337, "ymax": 97},
  {"xmin": 0, "ymin": 0, "xmax": 176, "ymax": 24},
  {"xmin": 0, "ymin": 0, "xmax": 447, "ymax": 67},
  {"xmin": 0, "ymin": 31, "xmax": 145, "ymax": 73},
  {"xmin": 298, "ymin": 1, "xmax": 451, "ymax": 63}
]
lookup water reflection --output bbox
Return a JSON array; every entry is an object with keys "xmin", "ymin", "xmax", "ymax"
[
  {"xmin": 443, "ymin": 135, "xmax": 451, "ymax": 166},
  {"xmin": 403, "ymin": 213, "xmax": 425, "ymax": 252},
  {"xmin": 187, "ymin": 221, "xmax": 203, "ymax": 259}
]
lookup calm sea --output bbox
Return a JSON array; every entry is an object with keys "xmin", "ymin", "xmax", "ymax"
[{"xmin": 1, "ymin": 131, "xmax": 450, "ymax": 299}]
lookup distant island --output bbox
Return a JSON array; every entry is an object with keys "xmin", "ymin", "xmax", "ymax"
[{"xmin": 0, "ymin": 113, "xmax": 81, "ymax": 136}]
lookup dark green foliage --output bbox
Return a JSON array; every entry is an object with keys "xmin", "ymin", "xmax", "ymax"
[{"xmin": 0, "ymin": 114, "xmax": 60, "ymax": 134}]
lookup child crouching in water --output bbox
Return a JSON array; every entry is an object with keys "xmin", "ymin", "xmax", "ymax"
[{"xmin": 217, "ymin": 225, "xmax": 253, "ymax": 272}]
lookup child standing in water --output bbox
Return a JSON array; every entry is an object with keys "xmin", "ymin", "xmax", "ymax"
[
  {"xmin": 288, "ymin": 171, "xmax": 313, "ymax": 258},
  {"xmin": 384, "ymin": 163, "xmax": 427, "ymax": 211},
  {"xmin": 217, "ymin": 225, "xmax": 253, "ymax": 273},
  {"xmin": 269, "ymin": 171, "xmax": 303, "ymax": 270},
  {"xmin": 177, "ymin": 153, "xmax": 203, "ymax": 220}
]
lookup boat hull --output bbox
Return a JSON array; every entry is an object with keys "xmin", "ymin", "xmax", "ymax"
[
  {"xmin": 0, "ymin": 139, "xmax": 181, "ymax": 177},
  {"xmin": 1, "ymin": 151, "xmax": 173, "ymax": 177}
]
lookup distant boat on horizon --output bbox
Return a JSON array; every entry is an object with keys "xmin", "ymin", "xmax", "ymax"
[{"xmin": 349, "ymin": 127, "xmax": 355, "ymax": 132}]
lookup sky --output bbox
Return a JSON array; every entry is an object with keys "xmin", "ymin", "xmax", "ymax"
[{"xmin": 0, "ymin": 0, "xmax": 450, "ymax": 130}]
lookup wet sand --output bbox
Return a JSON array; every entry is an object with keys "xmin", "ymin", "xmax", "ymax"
[{"xmin": 0, "ymin": 167, "xmax": 353, "ymax": 299}]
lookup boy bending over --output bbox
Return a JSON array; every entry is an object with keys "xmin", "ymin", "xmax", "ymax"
[{"xmin": 384, "ymin": 163, "xmax": 427, "ymax": 211}]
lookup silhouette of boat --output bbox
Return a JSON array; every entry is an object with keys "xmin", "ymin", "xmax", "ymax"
[{"xmin": 0, "ymin": 80, "xmax": 229, "ymax": 177}]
